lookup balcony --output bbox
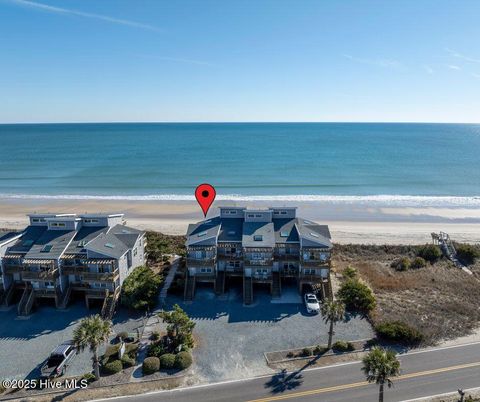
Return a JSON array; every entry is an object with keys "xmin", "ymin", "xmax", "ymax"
[
  {"xmin": 244, "ymin": 258, "xmax": 273, "ymax": 266},
  {"xmin": 301, "ymin": 259, "xmax": 329, "ymax": 266},
  {"xmin": 300, "ymin": 274, "xmax": 328, "ymax": 282},
  {"xmin": 186, "ymin": 257, "xmax": 216, "ymax": 266},
  {"xmin": 64, "ymin": 266, "xmax": 118, "ymax": 282},
  {"xmin": 4, "ymin": 264, "xmax": 26, "ymax": 274},
  {"xmin": 217, "ymin": 254, "xmax": 243, "ymax": 260},
  {"xmin": 22, "ymin": 268, "xmax": 59, "ymax": 281},
  {"xmin": 274, "ymin": 253, "xmax": 300, "ymax": 260}
]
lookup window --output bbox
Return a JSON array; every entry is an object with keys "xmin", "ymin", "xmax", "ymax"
[
  {"xmin": 255, "ymin": 214, "xmax": 262, "ymax": 218},
  {"xmin": 228, "ymin": 260, "xmax": 240, "ymax": 268},
  {"xmin": 253, "ymin": 235, "xmax": 263, "ymax": 241},
  {"xmin": 280, "ymin": 231, "xmax": 289, "ymax": 237},
  {"xmin": 280, "ymin": 211, "xmax": 287, "ymax": 215},
  {"xmin": 41, "ymin": 244, "xmax": 53, "ymax": 253},
  {"xmin": 105, "ymin": 243, "xmax": 115, "ymax": 249},
  {"xmin": 51, "ymin": 222, "xmax": 66, "ymax": 228},
  {"xmin": 77, "ymin": 240, "xmax": 87, "ymax": 247},
  {"xmin": 197, "ymin": 231, "xmax": 207, "ymax": 237},
  {"xmin": 247, "ymin": 214, "xmax": 255, "ymax": 218},
  {"xmin": 23, "ymin": 239, "xmax": 34, "ymax": 247},
  {"xmin": 273, "ymin": 211, "xmax": 280, "ymax": 215},
  {"xmin": 200, "ymin": 268, "xmax": 212, "ymax": 273},
  {"xmin": 304, "ymin": 269, "xmax": 316, "ymax": 275},
  {"xmin": 133, "ymin": 248, "xmax": 137, "ymax": 256},
  {"xmin": 227, "ymin": 230, "xmax": 236, "ymax": 235},
  {"xmin": 84, "ymin": 219, "xmax": 99, "ymax": 224},
  {"xmin": 310, "ymin": 232, "xmax": 319, "ymax": 238}
]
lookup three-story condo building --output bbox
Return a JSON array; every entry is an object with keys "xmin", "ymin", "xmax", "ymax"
[
  {"xmin": 0, "ymin": 213, "xmax": 145, "ymax": 318},
  {"xmin": 185, "ymin": 207, "xmax": 332, "ymax": 304}
]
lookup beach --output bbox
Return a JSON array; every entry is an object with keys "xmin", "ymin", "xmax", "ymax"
[{"xmin": 1, "ymin": 196, "xmax": 479, "ymax": 244}]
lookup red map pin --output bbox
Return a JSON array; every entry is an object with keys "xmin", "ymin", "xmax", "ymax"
[{"xmin": 195, "ymin": 183, "xmax": 216, "ymax": 217}]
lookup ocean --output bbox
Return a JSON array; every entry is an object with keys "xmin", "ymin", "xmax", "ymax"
[{"xmin": 0, "ymin": 123, "xmax": 479, "ymax": 205}]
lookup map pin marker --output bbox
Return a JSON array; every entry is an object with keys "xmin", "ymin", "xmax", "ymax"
[{"xmin": 195, "ymin": 183, "xmax": 216, "ymax": 217}]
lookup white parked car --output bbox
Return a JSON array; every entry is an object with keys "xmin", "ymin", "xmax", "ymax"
[{"xmin": 304, "ymin": 293, "xmax": 320, "ymax": 314}]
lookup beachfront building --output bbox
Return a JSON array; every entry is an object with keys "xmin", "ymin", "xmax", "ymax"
[
  {"xmin": 185, "ymin": 207, "xmax": 332, "ymax": 304},
  {"xmin": 0, "ymin": 213, "xmax": 145, "ymax": 317}
]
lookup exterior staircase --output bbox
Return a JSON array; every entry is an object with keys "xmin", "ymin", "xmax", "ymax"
[
  {"xmin": 243, "ymin": 275, "xmax": 253, "ymax": 305},
  {"xmin": 3, "ymin": 285, "xmax": 16, "ymax": 307},
  {"xmin": 214, "ymin": 270, "xmax": 226, "ymax": 295},
  {"xmin": 271, "ymin": 271, "xmax": 281, "ymax": 298},
  {"xmin": 18, "ymin": 286, "xmax": 35, "ymax": 316},
  {"xmin": 101, "ymin": 288, "xmax": 119, "ymax": 320},
  {"xmin": 58, "ymin": 285, "xmax": 72, "ymax": 309},
  {"xmin": 184, "ymin": 273, "xmax": 196, "ymax": 302}
]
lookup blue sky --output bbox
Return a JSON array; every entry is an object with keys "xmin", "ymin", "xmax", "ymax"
[{"xmin": 1, "ymin": 0, "xmax": 480, "ymax": 123}]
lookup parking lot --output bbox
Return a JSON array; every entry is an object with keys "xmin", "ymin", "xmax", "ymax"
[
  {"xmin": 0, "ymin": 303, "xmax": 144, "ymax": 381},
  {"xmin": 164, "ymin": 284, "xmax": 374, "ymax": 383}
]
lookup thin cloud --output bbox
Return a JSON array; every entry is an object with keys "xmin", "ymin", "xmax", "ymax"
[
  {"xmin": 471, "ymin": 73, "xmax": 480, "ymax": 79},
  {"xmin": 423, "ymin": 64, "xmax": 434, "ymax": 74},
  {"xmin": 445, "ymin": 48, "xmax": 480, "ymax": 64},
  {"xmin": 447, "ymin": 64, "xmax": 461, "ymax": 70},
  {"xmin": 343, "ymin": 54, "xmax": 402, "ymax": 69},
  {"xmin": 9, "ymin": 0, "xmax": 161, "ymax": 32}
]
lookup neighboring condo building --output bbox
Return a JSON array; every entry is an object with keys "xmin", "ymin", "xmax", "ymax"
[
  {"xmin": 185, "ymin": 207, "xmax": 332, "ymax": 304},
  {"xmin": 0, "ymin": 213, "xmax": 145, "ymax": 318}
]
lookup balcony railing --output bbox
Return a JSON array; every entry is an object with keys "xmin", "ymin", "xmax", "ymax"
[
  {"xmin": 63, "ymin": 266, "xmax": 118, "ymax": 281},
  {"xmin": 301, "ymin": 259, "xmax": 329, "ymax": 266},
  {"xmin": 186, "ymin": 257, "xmax": 216, "ymax": 266},
  {"xmin": 217, "ymin": 254, "xmax": 243, "ymax": 260},
  {"xmin": 4, "ymin": 264, "xmax": 26, "ymax": 274},
  {"xmin": 274, "ymin": 253, "xmax": 300, "ymax": 260},
  {"xmin": 244, "ymin": 258, "xmax": 273, "ymax": 266},
  {"xmin": 22, "ymin": 268, "xmax": 59, "ymax": 281},
  {"xmin": 300, "ymin": 274, "xmax": 328, "ymax": 282}
]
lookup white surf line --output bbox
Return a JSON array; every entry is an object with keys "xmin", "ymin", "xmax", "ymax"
[{"xmin": 90, "ymin": 340, "xmax": 480, "ymax": 402}]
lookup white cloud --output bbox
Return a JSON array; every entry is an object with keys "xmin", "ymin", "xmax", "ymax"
[
  {"xmin": 9, "ymin": 0, "xmax": 161, "ymax": 32},
  {"xmin": 447, "ymin": 64, "xmax": 461, "ymax": 70},
  {"xmin": 445, "ymin": 48, "xmax": 480, "ymax": 64},
  {"xmin": 423, "ymin": 65, "xmax": 434, "ymax": 74}
]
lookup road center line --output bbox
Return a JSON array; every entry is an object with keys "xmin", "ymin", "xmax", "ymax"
[{"xmin": 246, "ymin": 361, "xmax": 480, "ymax": 402}]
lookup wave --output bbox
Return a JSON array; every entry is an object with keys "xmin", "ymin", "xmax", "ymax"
[{"xmin": 1, "ymin": 193, "xmax": 480, "ymax": 207}]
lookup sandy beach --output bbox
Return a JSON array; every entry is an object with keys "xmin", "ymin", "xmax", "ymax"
[{"xmin": 0, "ymin": 197, "xmax": 479, "ymax": 244}]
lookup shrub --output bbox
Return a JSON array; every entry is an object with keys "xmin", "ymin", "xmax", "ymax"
[
  {"xmin": 104, "ymin": 344, "xmax": 120, "ymax": 358},
  {"xmin": 121, "ymin": 354, "xmax": 135, "ymax": 368},
  {"xmin": 286, "ymin": 351, "xmax": 294, "ymax": 358},
  {"xmin": 337, "ymin": 279, "xmax": 376, "ymax": 313},
  {"xmin": 332, "ymin": 340, "xmax": 354, "ymax": 352},
  {"xmin": 102, "ymin": 359, "xmax": 123, "ymax": 375},
  {"xmin": 82, "ymin": 373, "xmax": 96, "ymax": 384},
  {"xmin": 150, "ymin": 331, "xmax": 160, "ymax": 341},
  {"xmin": 411, "ymin": 256, "xmax": 427, "ymax": 269},
  {"xmin": 143, "ymin": 357, "xmax": 160, "ymax": 375},
  {"xmin": 417, "ymin": 244, "xmax": 442, "ymax": 263},
  {"xmin": 117, "ymin": 331, "xmax": 129, "ymax": 341},
  {"xmin": 174, "ymin": 351, "xmax": 193, "ymax": 370},
  {"xmin": 393, "ymin": 257, "xmax": 411, "ymax": 271},
  {"xmin": 301, "ymin": 347, "xmax": 312, "ymax": 357},
  {"xmin": 456, "ymin": 244, "xmax": 480, "ymax": 265},
  {"xmin": 121, "ymin": 266, "xmax": 163, "ymax": 310},
  {"xmin": 147, "ymin": 341, "xmax": 166, "ymax": 358},
  {"xmin": 343, "ymin": 266, "xmax": 357, "ymax": 279},
  {"xmin": 160, "ymin": 353, "xmax": 176, "ymax": 369},
  {"xmin": 313, "ymin": 345, "xmax": 328, "ymax": 355},
  {"xmin": 125, "ymin": 342, "xmax": 139, "ymax": 357},
  {"xmin": 375, "ymin": 321, "xmax": 424, "ymax": 345}
]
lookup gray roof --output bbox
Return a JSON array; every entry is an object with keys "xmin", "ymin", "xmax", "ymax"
[
  {"xmin": 242, "ymin": 222, "xmax": 275, "ymax": 248},
  {"xmin": 273, "ymin": 219, "xmax": 299, "ymax": 243},
  {"xmin": 25, "ymin": 229, "xmax": 77, "ymax": 260},
  {"xmin": 65, "ymin": 226, "xmax": 109, "ymax": 254},
  {"xmin": 84, "ymin": 224, "xmax": 144, "ymax": 259},
  {"xmin": 0, "ymin": 231, "xmax": 21, "ymax": 246},
  {"xmin": 295, "ymin": 219, "xmax": 332, "ymax": 248},
  {"xmin": 186, "ymin": 217, "xmax": 221, "ymax": 247},
  {"xmin": 217, "ymin": 218, "xmax": 243, "ymax": 242},
  {"xmin": 7, "ymin": 226, "xmax": 47, "ymax": 254}
]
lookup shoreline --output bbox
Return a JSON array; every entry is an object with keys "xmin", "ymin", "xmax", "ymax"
[{"xmin": 0, "ymin": 197, "xmax": 479, "ymax": 244}]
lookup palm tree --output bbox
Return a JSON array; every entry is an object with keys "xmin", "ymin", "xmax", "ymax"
[
  {"xmin": 362, "ymin": 347, "xmax": 401, "ymax": 402},
  {"xmin": 320, "ymin": 299, "xmax": 345, "ymax": 349},
  {"xmin": 73, "ymin": 314, "xmax": 112, "ymax": 380}
]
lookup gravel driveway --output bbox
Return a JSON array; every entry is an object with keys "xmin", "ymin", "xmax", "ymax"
[{"xmin": 164, "ymin": 284, "xmax": 374, "ymax": 383}]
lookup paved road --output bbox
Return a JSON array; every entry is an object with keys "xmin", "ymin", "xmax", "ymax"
[{"xmin": 96, "ymin": 342, "xmax": 480, "ymax": 402}]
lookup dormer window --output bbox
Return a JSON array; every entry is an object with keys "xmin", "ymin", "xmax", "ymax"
[
  {"xmin": 105, "ymin": 243, "xmax": 115, "ymax": 248},
  {"xmin": 41, "ymin": 244, "xmax": 53, "ymax": 253},
  {"xmin": 280, "ymin": 231, "xmax": 289, "ymax": 237},
  {"xmin": 253, "ymin": 235, "xmax": 263, "ymax": 241}
]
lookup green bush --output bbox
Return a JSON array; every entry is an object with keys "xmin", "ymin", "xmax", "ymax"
[
  {"xmin": 121, "ymin": 354, "xmax": 135, "ymax": 368},
  {"xmin": 174, "ymin": 351, "xmax": 193, "ymax": 370},
  {"xmin": 456, "ymin": 244, "xmax": 480, "ymax": 265},
  {"xmin": 143, "ymin": 357, "xmax": 160, "ymax": 375},
  {"xmin": 301, "ymin": 347, "xmax": 312, "ymax": 357},
  {"xmin": 286, "ymin": 351, "xmax": 294, "ymax": 358},
  {"xmin": 125, "ymin": 342, "xmax": 139, "ymax": 357},
  {"xmin": 332, "ymin": 340, "xmax": 354, "ymax": 352},
  {"xmin": 375, "ymin": 321, "xmax": 424, "ymax": 345},
  {"xmin": 394, "ymin": 257, "xmax": 411, "ymax": 271},
  {"xmin": 411, "ymin": 256, "xmax": 427, "ymax": 269},
  {"xmin": 337, "ymin": 279, "xmax": 376, "ymax": 313},
  {"xmin": 313, "ymin": 345, "xmax": 328, "ymax": 355},
  {"xmin": 150, "ymin": 331, "xmax": 161, "ymax": 341},
  {"xmin": 160, "ymin": 353, "xmax": 176, "ymax": 369},
  {"xmin": 146, "ymin": 231, "xmax": 186, "ymax": 263},
  {"xmin": 343, "ymin": 266, "xmax": 357, "ymax": 279},
  {"xmin": 117, "ymin": 331, "xmax": 129, "ymax": 340},
  {"xmin": 147, "ymin": 341, "xmax": 166, "ymax": 358},
  {"xmin": 417, "ymin": 244, "xmax": 442, "ymax": 263},
  {"xmin": 82, "ymin": 372, "xmax": 96, "ymax": 384},
  {"xmin": 121, "ymin": 266, "xmax": 163, "ymax": 310},
  {"xmin": 102, "ymin": 359, "xmax": 123, "ymax": 375}
]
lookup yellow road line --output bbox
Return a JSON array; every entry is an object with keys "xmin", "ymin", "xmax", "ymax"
[{"xmin": 246, "ymin": 361, "xmax": 480, "ymax": 402}]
